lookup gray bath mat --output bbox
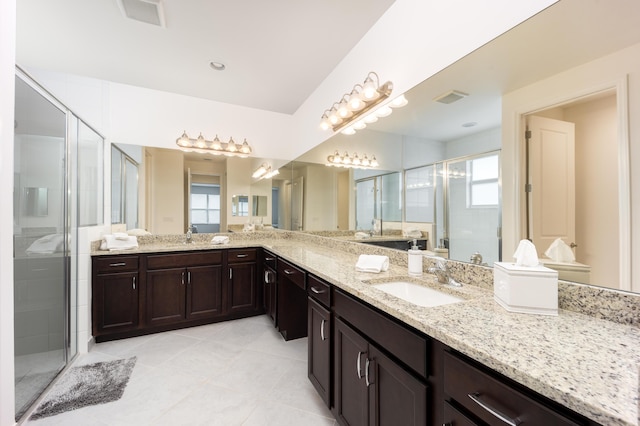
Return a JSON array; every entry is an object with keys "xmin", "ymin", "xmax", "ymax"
[{"xmin": 29, "ymin": 357, "xmax": 137, "ymax": 420}]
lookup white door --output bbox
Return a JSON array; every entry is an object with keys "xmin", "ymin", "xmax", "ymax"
[{"xmin": 527, "ymin": 115, "xmax": 576, "ymax": 255}]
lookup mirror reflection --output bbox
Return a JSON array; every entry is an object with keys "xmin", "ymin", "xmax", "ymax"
[{"xmin": 111, "ymin": 0, "xmax": 640, "ymax": 294}]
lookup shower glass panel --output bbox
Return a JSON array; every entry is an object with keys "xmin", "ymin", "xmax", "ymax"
[
  {"xmin": 13, "ymin": 75, "xmax": 69, "ymax": 420},
  {"xmin": 355, "ymin": 178, "xmax": 376, "ymax": 232},
  {"xmin": 447, "ymin": 152, "xmax": 501, "ymax": 264}
]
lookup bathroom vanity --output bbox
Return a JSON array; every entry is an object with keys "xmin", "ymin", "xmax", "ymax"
[{"xmin": 91, "ymin": 232, "xmax": 639, "ymax": 425}]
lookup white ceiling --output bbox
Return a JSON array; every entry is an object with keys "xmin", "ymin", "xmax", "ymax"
[{"xmin": 16, "ymin": 0, "xmax": 396, "ymax": 115}]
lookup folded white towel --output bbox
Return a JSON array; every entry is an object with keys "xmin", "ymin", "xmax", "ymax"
[
  {"xmin": 100, "ymin": 235, "xmax": 138, "ymax": 251},
  {"xmin": 26, "ymin": 234, "xmax": 65, "ymax": 254},
  {"xmin": 113, "ymin": 232, "xmax": 129, "ymax": 240},
  {"xmin": 354, "ymin": 232, "xmax": 369, "ymax": 239},
  {"xmin": 211, "ymin": 235, "xmax": 230, "ymax": 245},
  {"xmin": 544, "ymin": 238, "xmax": 575, "ymax": 262},
  {"xmin": 355, "ymin": 254, "xmax": 389, "ymax": 273}
]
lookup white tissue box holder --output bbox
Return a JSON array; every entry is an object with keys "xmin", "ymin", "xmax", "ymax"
[{"xmin": 493, "ymin": 262, "xmax": 558, "ymax": 316}]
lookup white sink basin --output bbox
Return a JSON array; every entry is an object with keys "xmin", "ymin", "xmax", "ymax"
[{"xmin": 372, "ymin": 281, "xmax": 463, "ymax": 308}]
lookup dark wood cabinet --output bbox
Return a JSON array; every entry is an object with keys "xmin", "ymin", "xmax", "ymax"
[
  {"xmin": 145, "ymin": 251, "xmax": 224, "ymax": 327},
  {"xmin": 263, "ymin": 251, "xmax": 277, "ymax": 325},
  {"xmin": 92, "ymin": 256, "xmax": 139, "ymax": 338},
  {"xmin": 146, "ymin": 267, "xmax": 186, "ymax": 326},
  {"xmin": 227, "ymin": 248, "xmax": 259, "ymax": 315},
  {"xmin": 93, "ymin": 271, "xmax": 139, "ymax": 335},
  {"xmin": 277, "ymin": 258, "xmax": 307, "ymax": 340},
  {"xmin": 334, "ymin": 317, "xmax": 370, "ymax": 426},
  {"xmin": 333, "ymin": 317, "xmax": 427, "ymax": 426},
  {"xmin": 308, "ymin": 296, "xmax": 331, "ymax": 407},
  {"xmin": 443, "ymin": 350, "xmax": 585, "ymax": 426}
]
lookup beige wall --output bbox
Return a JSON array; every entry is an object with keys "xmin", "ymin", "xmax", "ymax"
[{"xmin": 147, "ymin": 147, "xmax": 185, "ymax": 234}]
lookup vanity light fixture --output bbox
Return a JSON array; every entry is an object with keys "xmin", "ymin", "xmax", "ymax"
[
  {"xmin": 319, "ymin": 72, "xmax": 408, "ymax": 135},
  {"xmin": 176, "ymin": 131, "xmax": 252, "ymax": 158},
  {"xmin": 252, "ymin": 163, "xmax": 279, "ymax": 180},
  {"xmin": 326, "ymin": 151, "xmax": 379, "ymax": 170}
]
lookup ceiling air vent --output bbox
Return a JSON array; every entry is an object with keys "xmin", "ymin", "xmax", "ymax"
[
  {"xmin": 116, "ymin": 0, "xmax": 166, "ymax": 27},
  {"xmin": 433, "ymin": 90, "xmax": 468, "ymax": 104}
]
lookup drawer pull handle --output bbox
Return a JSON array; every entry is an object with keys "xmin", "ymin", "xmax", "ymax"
[
  {"xmin": 310, "ymin": 287, "xmax": 325, "ymax": 294},
  {"xmin": 320, "ymin": 319, "xmax": 326, "ymax": 341},
  {"xmin": 357, "ymin": 351, "xmax": 364, "ymax": 379},
  {"xmin": 283, "ymin": 269, "xmax": 295, "ymax": 275},
  {"xmin": 265, "ymin": 257, "xmax": 275, "ymax": 261},
  {"xmin": 468, "ymin": 392, "xmax": 521, "ymax": 426},
  {"xmin": 236, "ymin": 254, "xmax": 248, "ymax": 258},
  {"xmin": 132, "ymin": 276, "xmax": 136, "ymax": 290},
  {"xmin": 264, "ymin": 271, "xmax": 270, "ymax": 283},
  {"xmin": 365, "ymin": 358, "xmax": 372, "ymax": 387},
  {"xmin": 181, "ymin": 272, "xmax": 185, "ymax": 285},
  {"xmin": 229, "ymin": 269, "xmax": 233, "ymax": 280},
  {"xmin": 109, "ymin": 262, "xmax": 126, "ymax": 267},
  {"xmin": 187, "ymin": 271, "xmax": 191, "ymax": 284}
]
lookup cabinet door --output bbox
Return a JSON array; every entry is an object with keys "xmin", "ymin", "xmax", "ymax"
[
  {"xmin": 368, "ymin": 345, "xmax": 428, "ymax": 426},
  {"xmin": 227, "ymin": 262, "xmax": 257, "ymax": 314},
  {"xmin": 334, "ymin": 318, "xmax": 369, "ymax": 426},
  {"xmin": 308, "ymin": 297, "xmax": 331, "ymax": 407},
  {"xmin": 146, "ymin": 268, "xmax": 186, "ymax": 326},
  {"xmin": 186, "ymin": 264, "xmax": 223, "ymax": 320},
  {"xmin": 94, "ymin": 272, "xmax": 138, "ymax": 334}
]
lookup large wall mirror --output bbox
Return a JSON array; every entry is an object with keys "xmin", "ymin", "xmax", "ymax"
[
  {"xmin": 288, "ymin": 0, "xmax": 640, "ymax": 293},
  {"xmin": 111, "ymin": 0, "xmax": 640, "ymax": 294}
]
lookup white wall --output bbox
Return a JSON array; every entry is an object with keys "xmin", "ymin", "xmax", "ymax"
[
  {"xmin": 502, "ymin": 42, "xmax": 640, "ymax": 292},
  {"xmin": 1, "ymin": 0, "xmax": 16, "ymax": 423},
  {"xmin": 303, "ymin": 165, "xmax": 338, "ymax": 231}
]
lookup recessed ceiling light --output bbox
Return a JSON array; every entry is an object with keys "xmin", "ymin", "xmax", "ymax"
[
  {"xmin": 462, "ymin": 121, "xmax": 478, "ymax": 128},
  {"xmin": 209, "ymin": 61, "xmax": 226, "ymax": 71}
]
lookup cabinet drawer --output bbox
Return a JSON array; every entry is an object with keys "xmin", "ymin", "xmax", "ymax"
[
  {"xmin": 443, "ymin": 401, "xmax": 479, "ymax": 426},
  {"xmin": 333, "ymin": 289, "xmax": 428, "ymax": 378},
  {"xmin": 94, "ymin": 256, "xmax": 139, "ymax": 273},
  {"xmin": 228, "ymin": 248, "xmax": 257, "ymax": 263},
  {"xmin": 146, "ymin": 251, "xmax": 222, "ymax": 269},
  {"xmin": 444, "ymin": 351, "xmax": 580, "ymax": 426},
  {"xmin": 278, "ymin": 259, "xmax": 306, "ymax": 290},
  {"xmin": 263, "ymin": 250, "xmax": 277, "ymax": 269},
  {"xmin": 307, "ymin": 275, "xmax": 331, "ymax": 307}
]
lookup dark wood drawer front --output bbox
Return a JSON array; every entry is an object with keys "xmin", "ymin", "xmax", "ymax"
[
  {"xmin": 333, "ymin": 289, "xmax": 428, "ymax": 378},
  {"xmin": 278, "ymin": 259, "xmax": 306, "ymax": 290},
  {"xmin": 443, "ymin": 401, "xmax": 479, "ymax": 426},
  {"xmin": 444, "ymin": 351, "xmax": 580, "ymax": 426},
  {"xmin": 307, "ymin": 275, "xmax": 331, "ymax": 307},
  {"xmin": 228, "ymin": 248, "xmax": 257, "ymax": 263},
  {"xmin": 146, "ymin": 251, "xmax": 222, "ymax": 269},
  {"xmin": 94, "ymin": 256, "xmax": 139, "ymax": 273},
  {"xmin": 263, "ymin": 250, "xmax": 277, "ymax": 269}
]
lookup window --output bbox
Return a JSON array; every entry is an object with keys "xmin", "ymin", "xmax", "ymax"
[
  {"xmin": 191, "ymin": 184, "xmax": 220, "ymax": 233},
  {"xmin": 468, "ymin": 154, "xmax": 499, "ymax": 207}
]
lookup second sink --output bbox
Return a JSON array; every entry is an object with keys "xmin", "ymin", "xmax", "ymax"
[{"xmin": 372, "ymin": 281, "xmax": 463, "ymax": 308}]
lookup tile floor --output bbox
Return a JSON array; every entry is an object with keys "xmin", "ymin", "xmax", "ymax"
[{"xmin": 24, "ymin": 315, "xmax": 337, "ymax": 425}]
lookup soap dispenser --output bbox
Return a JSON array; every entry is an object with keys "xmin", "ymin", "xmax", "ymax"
[{"xmin": 408, "ymin": 239, "xmax": 423, "ymax": 276}]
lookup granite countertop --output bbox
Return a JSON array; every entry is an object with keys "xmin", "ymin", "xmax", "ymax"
[{"xmin": 92, "ymin": 234, "xmax": 640, "ymax": 425}]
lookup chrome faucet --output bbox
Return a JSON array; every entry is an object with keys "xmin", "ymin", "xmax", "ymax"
[
  {"xmin": 185, "ymin": 225, "xmax": 193, "ymax": 244},
  {"xmin": 428, "ymin": 257, "xmax": 462, "ymax": 287}
]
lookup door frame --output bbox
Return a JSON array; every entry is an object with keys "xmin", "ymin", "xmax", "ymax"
[{"xmin": 512, "ymin": 77, "xmax": 630, "ymax": 290}]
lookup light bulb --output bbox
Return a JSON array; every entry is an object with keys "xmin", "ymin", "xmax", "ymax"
[
  {"xmin": 342, "ymin": 152, "xmax": 351, "ymax": 165},
  {"xmin": 353, "ymin": 120, "xmax": 367, "ymax": 130},
  {"xmin": 370, "ymin": 156, "xmax": 379, "ymax": 168},
  {"xmin": 341, "ymin": 127, "xmax": 356, "ymax": 135},
  {"xmin": 176, "ymin": 131, "xmax": 191, "ymax": 147},
  {"xmin": 212, "ymin": 135, "xmax": 222, "ymax": 150},
  {"xmin": 390, "ymin": 94, "xmax": 408, "ymax": 107},
  {"xmin": 375, "ymin": 105, "xmax": 393, "ymax": 117},
  {"xmin": 320, "ymin": 114, "xmax": 331, "ymax": 130},
  {"xmin": 337, "ymin": 99, "xmax": 352, "ymax": 118},
  {"xmin": 241, "ymin": 139, "xmax": 251, "ymax": 154},
  {"xmin": 362, "ymin": 76, "xmax": 380, "ymax": 100},
  {"xmin": 226, "ymin": 137, "xmax": 237, "ymax": 152},
  {"xmin": 196, "ymin": 133, "xmax": 207, "ymax": 148},
  {"xmin": 348, "ymin": 91, "xmax": 365, "ymax": 111}
]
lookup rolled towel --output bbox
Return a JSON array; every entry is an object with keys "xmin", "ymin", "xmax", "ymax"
[
  {"xmin": 211, "ymin": 235, "xmax": 230, "ymax": 245},
  {"xmin": 355, "ymin": 254, "xmax": 389, "ymax": 273},
  {"xmin": 354, "ymin": 231, "xmax": 369, "ymax": 239}
]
